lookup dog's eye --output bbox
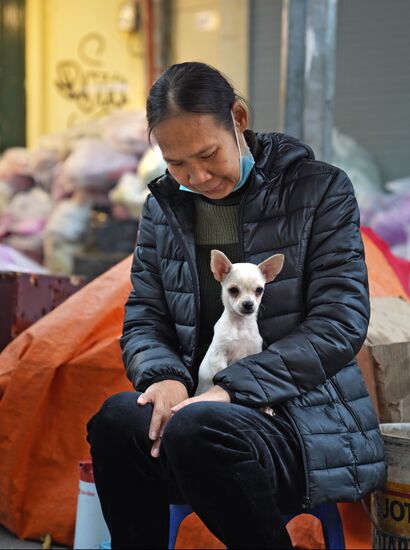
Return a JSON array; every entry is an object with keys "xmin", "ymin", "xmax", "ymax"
[
  {"xmin": 228, "ymin": 287, "xmax": 239, "ymax": 297},
  {"xmin": 255, "ymin": 287, "xmax": 264, "ymax": 296}
]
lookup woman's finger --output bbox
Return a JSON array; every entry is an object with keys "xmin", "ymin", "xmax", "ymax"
[
  {"xmin": 171, "ymin": 397, "xmax": 195, "ymax": 413},
  {"xmin": 151, "ymin": 417, "xmax": 171, "ymax": 459},
  {"xmin": 151, "ymin": 410, "xmax": 174, "ymax": 458},
  {"xmin": 151, "ymin": 438, "xmax": 161, "ymax": 458},
  {"xmin": 137, "ymin": 393, "xmax": 150, "ymax": 405},
  {"xmin": 149, "ymin": 404, "xmax": 166, "ymax": 440}
]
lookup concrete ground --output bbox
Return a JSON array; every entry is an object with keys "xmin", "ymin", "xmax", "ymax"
[{"xmin": 0, "ymin": 526, "xmax": 69, "ymax": 549}]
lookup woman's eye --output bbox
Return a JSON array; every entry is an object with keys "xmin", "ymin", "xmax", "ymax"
[
  {"xmin": 200, "ymin": 150, "xmax": 216, "ymax": 160},
  {"xmin": 228, "ymin": 287, "xmax": 239, "ymax": 297},
  {"xmin": 255, "ymin": 287, "xmax": 264, "ymax": 296}
]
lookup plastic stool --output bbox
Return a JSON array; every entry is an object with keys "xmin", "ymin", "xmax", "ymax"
[
  {"xmin": 283, "ymin": 502, "xmax": 345, "ymax": 550},
  {"xmin": 100, "ymin": 504, "xmax": 196, "ymax": 550},
  {"xmin": 168, "ymin": 502, "xmax": 345, "ymax": 550},
  {"xmin": 168, "ymin": 504, "xmax": 195, "ymax": 549}
]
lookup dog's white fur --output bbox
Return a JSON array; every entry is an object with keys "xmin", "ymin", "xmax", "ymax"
[{"xmin": 195, "ymin": 250, "xmax": 285, "ymax": 405}]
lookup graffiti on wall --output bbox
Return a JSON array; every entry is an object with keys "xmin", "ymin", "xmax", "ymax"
[{"xmin": 55, "ymin": 33, "xmax": 130, "ymax": 126}]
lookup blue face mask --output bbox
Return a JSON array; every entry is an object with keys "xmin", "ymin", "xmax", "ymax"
[
  {"xmin": 231, "ymin": 111, "xmax": 255, "ymax": 192},
  {"xmin": 178, "ymin": 112, "xmax": 255, "ymax": 194}
]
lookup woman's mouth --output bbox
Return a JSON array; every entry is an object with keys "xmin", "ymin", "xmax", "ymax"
[{"xmin": 204, "ymin": 180, "xmax": 224, "ymax": 194}]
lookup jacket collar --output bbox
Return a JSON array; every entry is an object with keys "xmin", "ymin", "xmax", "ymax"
[
  {"xmin": 148, "ymin": 175, "xmax": 196, "ymax": 267},
  {"xmin": 252, "ymin": 131, "xmax": 315, "ymax": 182}
]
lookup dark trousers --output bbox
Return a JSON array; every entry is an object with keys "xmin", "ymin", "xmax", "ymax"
[{"xmin": 86, "ymin": 392, "xmax": 305, "ymax": 549}]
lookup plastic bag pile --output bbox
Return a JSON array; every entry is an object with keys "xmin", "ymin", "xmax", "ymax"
[
  {"xmin": 0, "ymin": 110, "xmax": 166, "ymax": 274},
  {"xmin": 332, "ymin": 129, "xmax": 410, "ymax": 280}
]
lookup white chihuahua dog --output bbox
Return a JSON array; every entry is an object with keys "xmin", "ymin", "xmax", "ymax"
[{"xmin": 195, "ymin": 249, "xmax": 285, "ymax": 413}]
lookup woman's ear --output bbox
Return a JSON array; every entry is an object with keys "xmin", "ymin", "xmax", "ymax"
[
  {"xmin": 210, "ymin": 250, "xmax": 233, "ymax": 282},
  {"xmin": 231, "ymin": 100, "xmax": 249, "ymax": 131}
]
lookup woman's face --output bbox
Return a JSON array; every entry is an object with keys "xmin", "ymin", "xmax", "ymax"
[{"xmin": 151, "ymin": 105, "xmax": 248, "ymax": 200}]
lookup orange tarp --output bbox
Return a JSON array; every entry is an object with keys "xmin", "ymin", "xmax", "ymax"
[
  {"xmin": 362, "ymin": 227, "xmax": 409, "ymax": 299},
  {"xmin": 0, "ymin": 258, "xmax": 133, "ymax": 545},
  {"xmin": 0, "ymin": 229, "xmax": 408, "ymax": 547}
]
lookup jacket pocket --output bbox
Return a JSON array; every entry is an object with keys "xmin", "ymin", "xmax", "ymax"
[{"xmin": 328, "ymin": 378, "xmax": 366, "ymax": 435}]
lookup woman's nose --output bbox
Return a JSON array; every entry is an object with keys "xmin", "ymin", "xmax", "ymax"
[{"xmin": 188, "ymin": 167, "xmax": 212, "ymax": 187}]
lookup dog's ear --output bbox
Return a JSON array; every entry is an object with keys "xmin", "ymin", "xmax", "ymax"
[
  {"xmin": 258, "ymin": 254, "xmax": 284, "ymax": 283},
  {"xmin": 210, "ymin": 250, "xmax": 232, "ymax": 282}
]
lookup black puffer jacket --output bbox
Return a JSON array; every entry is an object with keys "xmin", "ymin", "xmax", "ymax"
[{"xmin": 120, "ymin": 132, "xmax": 386, "ymax": 508}]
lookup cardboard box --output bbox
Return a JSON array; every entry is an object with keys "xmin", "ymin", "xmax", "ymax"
[{"xmin": 357, "ymin": 296, "xmax": 410, "ymax": 422}]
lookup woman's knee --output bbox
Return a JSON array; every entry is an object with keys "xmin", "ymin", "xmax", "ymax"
[
  {"xmin": 161, "ymin": 402, "xmax": 234, "ymax": 463},
  {"xmin": 87, "ymin": 391, "xmax": 151, "ymax": 451}
]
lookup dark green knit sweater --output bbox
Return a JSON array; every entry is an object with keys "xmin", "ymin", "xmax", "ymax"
[{"xmin": 194, "ymin": 185, "xmax": 247, "ymax": 366}]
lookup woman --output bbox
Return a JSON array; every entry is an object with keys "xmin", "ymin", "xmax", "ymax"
[{"xmin": 87, "ymin": 62, "xmax": 386, "ymax": 549}]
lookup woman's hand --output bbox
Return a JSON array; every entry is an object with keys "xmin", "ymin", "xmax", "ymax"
[
  {"xmin": 171, "ymin": 385, "xmax": 230, "ymax": 414},
  {"xmin": 137, "ymin": 380, "xmax": 188, "ymax": 458}
]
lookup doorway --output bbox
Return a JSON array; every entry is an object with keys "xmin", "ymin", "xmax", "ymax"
[{"xmin": 0, "ymin": 0, "xmax": 26, "ymax": 152}]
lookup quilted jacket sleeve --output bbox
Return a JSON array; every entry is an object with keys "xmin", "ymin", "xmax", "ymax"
[
  {"xmin": 120, "ymin": 197, "xmax": 194, "ymax": 394},
  {"xmin": 213, "ymin": 169, "xmax": 370, "ymax": 407}
]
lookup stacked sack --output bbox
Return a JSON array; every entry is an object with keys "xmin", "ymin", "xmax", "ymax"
[
  {"xmin": 332, "ymin": 129, "xmax": 410, "ymax": 295},
  {"xmin": 0, "ymin": 109, "xmax": 167, "ymax": 276}
]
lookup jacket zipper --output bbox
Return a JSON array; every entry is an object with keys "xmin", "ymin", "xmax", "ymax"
[
  {"xmin": 183, "ymin": 248, "xmax": 200, "ymax": 375},
  {"xmin": 172, "ymin": 227, "xmax": 201, "ymax": 373},
  {"xmin": 237, "ymin": 171, "xmax": 255, "ymax": 262},
  {"xmin": 148, "ymin": 187, "xmax": 201, "ymax": 385},
  {"xmin": 328, "ymin": 378, "xmax": 366, "ymax": 435},
  {"xmin": 279, "ymin": 406, "xmax": 311, "ymax": 511}
]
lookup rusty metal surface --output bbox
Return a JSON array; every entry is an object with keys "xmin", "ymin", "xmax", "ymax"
[{"xmin": 0, "ymin": 271, "xmax": 86, "ymax": 352}]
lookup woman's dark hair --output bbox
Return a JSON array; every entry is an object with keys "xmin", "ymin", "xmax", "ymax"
[{"xmin": 146, "ymin": 61, "xmax": 248, "ymax": 139}]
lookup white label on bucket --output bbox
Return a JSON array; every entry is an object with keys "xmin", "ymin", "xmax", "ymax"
[{"xmin": 73, "ymin": 480, "xmax": 110, "ymax": 550}]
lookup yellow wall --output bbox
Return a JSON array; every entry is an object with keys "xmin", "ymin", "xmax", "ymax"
[
  {"xmin": 26, "ymin": 0, "xmax": 146, "ymax": 147},
  {"xmin": 172, "ymin": 0, "xmax": 249, "ymax": 99}
]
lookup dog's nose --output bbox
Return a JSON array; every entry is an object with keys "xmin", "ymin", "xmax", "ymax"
[{"xmin": 242, "ymin": 300, "xmax": 254, "ymax": 313}]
